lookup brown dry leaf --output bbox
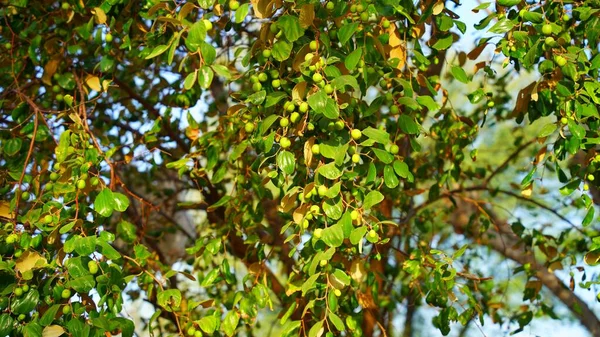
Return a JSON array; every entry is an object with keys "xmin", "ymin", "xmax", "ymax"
[
  {"xmin": 177, "ymin": 2, "xmax": 196, "ymax": 21},
  {"xmin": 473, "ymin": 61, "xmax": 486, "ymax": 73},
  {"xmin": 292, "ymin": 45, "xmax": 311, "ymax": 72},
  {"xmin": 0, "ymin": 201, "xmax": 13, "ymax": 219},
  {"xmin": 525, "ymin": 280, "xmax": 542, "ymax": 295},
  {"xmin": 292, "ymin": 204, "xmax": 308, "ymax": 225},
  {"xmin": 511, "ymin": 81, "xmax": 536, "ymax": 117},
  {"xmin": 252, "ymin": 0, "xmax": 274, "ymax": 19},
  {"xmin": 279, "ymin": 191, "xmax": 297, "ymax": 213},
  {"xmin": 299, "ymin": 4, "xmax": 314, "ymax": 28},
  {"xmin": 467, "ymin": 43, "xmax": 489, "ymax": 60},
  {"xmin": 42, "ymin": 59, "xmax": 60, "ymax": 86},
  {"xmin": 42, "ymin": 325, "xmax": 65, "ymax": 337},
  {"xmin": 86, "ymin": 75, "xmax": 102, "ymax": 92},
  {"xmin": 16, "ymin": 250, "xmax": 48, "ymax": 276},
  {"xmin": 457, "ymin": 51, "xmax": 467, "ymax": 66},
  {"xmin": 292, "ymin": 81, "xmax": 308, "ymax": 101},
  {"xmin": 304, "ymin": 137, "xmax": 315, "ymax": 167},
  {"xmin": 534, "ymin": 146, "xmax": 547, "ymax": 165}
]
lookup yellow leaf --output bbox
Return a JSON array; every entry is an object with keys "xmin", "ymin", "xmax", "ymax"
[
  {"xmin": 350, "ymin": 260, "xmax": 366, "ymax": 283},
  {"xmin": 42, "ymin": 59, "xmax": 60, "ymax": 86},
  {"xmin": 432, "ymin": 1, "xmax": 445, "ymax": 15},
  {"xmin": 93, "ymin": 7, "xmax": 106, "ymax": 24},
  {"xmin": 86, "ymin": 75, "xmax": 102, "ymax": 92},
  {"xmin": 299, "ymin": 4, "xmax": 314, "ymax": 28},
  {"xmin": 390, "ymin": 45, "xmax": 406, "ymax": 70},
  {"xmin": 15, "ymin": 251, "xmax": 48, "ymax": 277},
  {"xmin": 0, "ymin": 201, "xmax": 13, "ymax": 220},
  {"xmin": 102, "ymin": 79, "xmax": 112, "ymax": 91},
  {"xmin": 521, "ymin": 183, "xmax": 533, "ymax": 198},
  {"xmin": 251, "ymin": 0, "xmax": 274, "ymax": 19},
  {"xmin": 42, "ymin": 325, "xmax": 65, "ymax": 337}
]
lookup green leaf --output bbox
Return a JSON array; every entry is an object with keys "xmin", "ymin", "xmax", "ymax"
[
  {"xmin": 222, "ymin": 311, "xmax": 240, "ymax": 336},
  {"xmin": 200, "ymin": 41, "xmax": 216, "ymax": 65},
  {"xmin": 11, "ymin": 289, "xmax": 39, "ymax": 314},
  {"xmin": 393, "ymin": 160, "xmax": 410, "ymax": 178},
  {"xmin": 265, "ymin": 92, "xmax": 288, "ymax": 108},
  {"xmin": 583, "ymin": 207, "xmax": 595, "ymax": 227},
  {"xmin": 363, "ymin": 191, "xmax": 384, "ymax": 210},
  {"xmin": 362, "ymin": 127, "xmax": 390, "ymax": 144},
  {"xmin": 97, "ymin": 240, "xmax": 121, "ymax": 260},
  {"xmin": 332, "ymin": 269, "xmax": 351, "ymax": 286},
  {"xmin": 272, "ymin": 40, "xmax": 293, "ymax": 61},
  {"xmin": 331, "ymin": 75, "xmax": 359, "ymax": 93},
  {"xmin": 432, "ymin": 35, "xmax": 453, "ymax": 50},
  {"xmin": 317, "ymin": 162, "xmax": 342, "ymax": 180},
  {"xmin": 329, "ymin": 312, "xmax": 345, "ymax": 331},
  {"xmin": 117, "ymin": 220, "xmax": 137, "ymax": 243},
  {"xmin": 322, "ymin": 224, "xmax": 344, "ymax": 247},
  {"xmin": 201, "ymin": 268, "xmax": 220, "ymax": 286},
  {"xmin": 278, "ymin": 15, "xmax": 304, "ymax": 42},
  {"xmin": 350, "ymin": 226, "xmax": 368, "ymax": 245},
  {"xmin": 157, "ymin": 289, "xmax": 182, "ymax": 311},
  {"xmin": 67, "ymin": 275, "xmax": 95, "ymax": 293},
  {"xmin": 0, "ymin": 314, "xmax": 15, "ymax": 337},
  {"xmin": 538, "ymin": 123, "xmax": 557, "ymax": 138},
  {"xmin": 23, "ymin": 322, "xmax": 42, "ymax": 337},
  {"xmin": 567, "ymin": 119, "xmax": 586, "ymax": 140},
  {"xmin": 198, "ymin": 66, "xmax": 214, "ymax": 89},
  {"xmin": 184, "ymin": 72, "xmax": 197, "ymax": 90},
  {"xmin": 344, "ymin": 48, "xmax": 362, "ymax": 71},
  {"xmin": 302, "ymin": 273, "xmax": 320, "ymax": 295},
  {"xmin": 112, "ymin": 192, "xmax": 130, "ymax": 212},
  {"xmin": 40, "ymin": 304, "xmax": 61, "ymax": 326},
  {"xmin": 488, "ymin": 18, "xmax": 516, "ymax": 33},
  {"xmin": 450, "ymin": 65, "xmax": 469, "ymax": 83},
  {"xmin": 497, "ymin": 0, "xmax": 521, "ymax": 6},
  {"xmin": 384, "ymin": 165, "xmax": 399, "ymax": 188},
  {"xmin": 186, "ymin": 21, "xmax": 207, "ymax": 52},
  {"xmin": 416, "ymin": 95, "xmax": 440, "ymax": 111},
  {"xmin": 95, "ymin": 188, "xmax": 115, "ymax": 217},
  {"xmin": 199, "ymin": 316, "xmax": 219, "ymax": 334},
  {"xmin": 398, "ymin": 115, "xmax": 420, "ymax": 134},
  {"xmin": 338, "ymin": 23, "xmax": 359, "ymax": 45},
  {"xmin": 323, "ymin": 198, "xmax": 343, "ymax": 220},
  {"xmin": 372, "ymin": 148, "xmax": 394, "ymax": 164},
  {"xmin": 277, "ymin": 151, "xmax": 296, "ymax": 175},
  {"xmin": 4, "ymin": 138, "xmax": 22, "ymax": 156},
  {"xmin": 235, "ymin": 3, "xmax": 250, "ymax": 23},
  {"xmin": 247, "ymin": 90, "xmax": 266, "ymax": 105},
  {"xmin": 145, "ymin": 44, "xmax": 170, "ymax": 59},
  {"xmin": 307, "ymin": 90, "xmax": 339, "ymax": 119}
]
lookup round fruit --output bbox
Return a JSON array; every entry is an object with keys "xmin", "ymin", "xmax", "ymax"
[
  {"xmin": 312, "ymin": 73, "xmax": 323, "ymax": 82},
  {"xmin": 280, "ymin": 137, "xmax": 291, "ymax": 149},
  {"xmin": 487, "ymin": 101, "xmax": 495, "ymax": 108},
  {"xmin": 21, "ymin": 284, "xmax": 29, "ymax": 292},
  {"xmin": 309, "ymin": 40, "xmax": 318, "ymax": 51},
  {"xmin": 350, "ymin": 210, "xmax": 359, "ymax": 220},
  {"xmin": 318, "ymin": 185, "xmax": 328, "ymax": 197},
  {"xmin": 305, "ymin": 53, "xmax": 314, "ymax": 62},
  {"xmin": 194, "ymin": 330, "xmax": 203, "ymax": 337},
  {"xmin": 555, "ymin": 55, "xmax": 567, "ymax": 67},
  {"xmin": 544, "ymin": 36, "xmax": 555, "ymax": 46},
  {"xmin": 77, "ymin": 179, "xmax": 86, "ymax": 189},
  {"xmin": 14, "ymin": 287, "xmax": 23, "ymax": 297},
  {"xmin": 299, "ymin": 102, "xmax": 309, "ymax": 113},
  {"xmin": 390, "ymin": 144, "xmax": 399, "ymax": 154},
  {"xmin": 88, "ymin": 261, "xmax": 99, "ymax": 274},
  {"xmin": 302, "ymin": 219, "xmax": 310, "ymax": 229},
  {"xmin": 43, "ymin": 215, "xmax": 53, "ymax": 224},
  {"xmin": 203, "ymin": 19, "xmax": 213, "ymax": 31},
  {"xmin": 271, "ymin": 79, "xmax": 281, "ymax": 88},
  {"xmin": 326, "ymin": 1, "xmax": 334, "ymax": 10},
  {"xmin": 541, "ymin": 24, "xmax": 552, "ymax": 36},
  {"xmin": 560, "ymin": 117, "xmax": 568, "ymax": 125},
  {"xmin": 360, "ymin": 12, "xmax": 369, "ymax": 22},
  {"xmin": 18, "ymin": 314, "xmax": 26, "ymax": 321},
  {"xmin": 250, "ymin": 75, "xmax": 259, "ymax": 83},
  {"xmin": 334, "ymin": 120, "xmax": 344, "ymax": 130},
  {"xmin": 61, "ymin": 2, "xmax": 70, "ymax": 10},
  {"xmin": 312, "ymin": 144, "xmax": 320, "ymax": 154},
  {"xmin": 324, "ymin": 84, "xmax": 334, "ymax": 94},
  {"xmin": 280, "ymin": 117, "xmax": 290, "ymax": 128},
  {"xmin": 352, "ymin": 154, "xmax": 360, "ymax": 163},
  {"xmin": 286, "ymin": 103, "xmax": 295, "ymax": 112},
  {"xmin": 382, "ymin": 19, "xmax": 391, "ymax": 28},
  {"xmin": 314, "ymin": 228, "xmax": 323, "ymax": 239},
  {"xmin": 356, "ymin": 4, "xmax": 364, "ymax": 12},
  {"xmin": 187, "ymin": 327, "xmax": 197, "ymax": 336},
  {"xmin": 351, "ymin": 129, "xmax": 362, "ymax": 140},
  {"xmin": 90, "ymin": 177, "xmax": 100, "ymax": 186},
  {"xmin": 257, "ymin": 72, "xmax": 268, "ymax": 82},
  {"xmin": 307, "ymin": 122, "xmax": 315, "ymax": 131},
  {"xmin": 390, "ymin": 105, "xmax": 399, "ymax": 114},
  {"xmin": 105, "ymin": 33, "xmax": 113, "ymax": 43},
  {"xmin": 244, "ymin": 122, "xmax": 255, "ymax": 133},
  {"xmin": 62, "ymin": 305, "xmax": 71, "ymax": 315},
  {"xmin": 52, "ymin": 85, "xmax": 61, "ymax": 93},
  {"xmin": 252, "ymin": 82, "xmax": 262, "ymax": 92},
  {"xmin": 14, "ymin": 250, "xmax": 22, "ymax": 258},
  {"xmin": 319, "ymin": 259, "xmax": 328, "ymax": 267},
  {"xmin": 50, "ymin": 172, "xmax": 59, "ymax": 181},
  {"xmin": 310, "ymin": 205, "xmax": 320, "ymax": 213},
  {"xmin": 368, "ymin": 229, "xmax": 377, "ymax": 238},
  {"xmin": 290, "ymin": 112, "xmax": 300, "ymax": 123},
  {"xmin": 229, "ymin": 0, "xmax": 240, "ymax": 10},
  {"xmin": 61, "ymin": 289, "xmax": 72, "ymax": 299},
  {"xmin": 334, "ymin": 289, "xmax": 342, "ymax": 297},
  {"xmin": 21, "ymin": 191, "xmax": 30, "ymax": 200}
]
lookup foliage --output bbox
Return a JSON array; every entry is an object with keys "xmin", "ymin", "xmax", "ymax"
[{"xmin": 1, "ymin": 0, "xmax": 600, "ymax": 336}]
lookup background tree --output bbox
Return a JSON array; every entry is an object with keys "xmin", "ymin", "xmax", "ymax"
[{"xmin": 1, "ymin": 0, "xmax": 600, "ymax": 337}]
